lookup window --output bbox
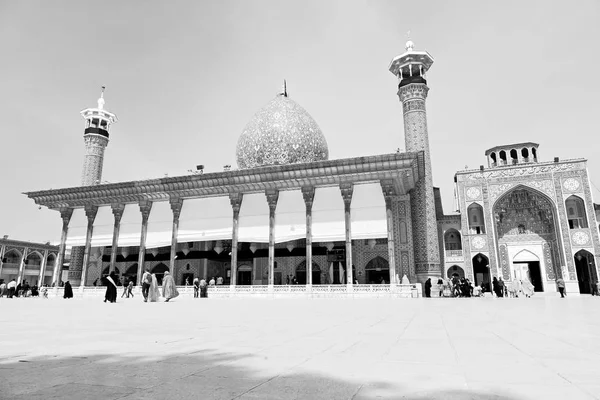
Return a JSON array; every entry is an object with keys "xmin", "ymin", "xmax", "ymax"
[
  {"xmin": 565, "ymin": 196, "xmax": 588, "ymax": 229},
  {"xmin": 467, "ymin": 203, "xmax": 486, "ymax": 234}
]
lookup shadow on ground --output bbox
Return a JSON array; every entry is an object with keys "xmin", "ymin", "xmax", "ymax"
[{"xmin": 0, "ymin": 350, "xmax": 520, "ymax": 400}]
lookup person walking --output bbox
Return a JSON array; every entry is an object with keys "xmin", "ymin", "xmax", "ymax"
[
  {"xmin": 141, "ymin": 268, "xmax": 151, "ymax": 302},
  {"xmin": 556, "ymin": 277, "xmax": 566, "ymax": 298},
  {"xmin": 437, "ymin": 278, "xmax": 444, "ymax": 297},
  {"xmin": 193, "ymin": 278, "xmax": 200, "ymax": 298},
  {"xmin": 162, "ymin": 271, "xmax": 179, "ymax": 302},
  {"xmin": 424, "ymin": 278, "xmax": 432, "ymax": 298},
  {"xmin": 148, "ymin": 274, "xmax": 160, "ymax": 302},
  {"xmin": 200, "ymin": 278, "xmax": 208, "ymax": 298},
  {"xmin": 120, "ymin": 281, "xmax": 129, "ymax": 298},
  {"xmin": 63, "ymin": 281, "xmax": 74, "ymax": 299},
  {"xmin": 126, "ymin": 281, "xmax": 134, "ymax": 298},
  {"xmin": 7, "ymin": 279, "xmax": 16, "ymax": 298},
  {"xmin": 104, "ymin": 272, "xmax": 118, "ymax": 303},
  {"xmin": 0, "ymin": 280, "xmax": 6, "ymax": 297}
]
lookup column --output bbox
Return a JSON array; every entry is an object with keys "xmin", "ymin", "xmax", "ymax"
[
  {"xmin": 266, "ymin": 189, "xmax": 279, "ymax": 287},
  {"xmin": 229, "ymin": 193, "xmax": 243, "ymax": 287},
  {"xmin": 38, "ymin": 249, "xmax": 49, "ymax": 286},
  {"xmin": 302, "ymin": 186, "xmax": 315, "ymax": 288},
  {"xmin": 80, "ymin": 204, "xmax": 98, "ymax": 287},
  {"xmin": 136, "ymin": 200, "xmax": 152, "ymax": 286},
  {"xmin": 17, "ymin": 248, "xmax": 28, "ymax": 285},
  {"xmin": 381, "ymin": 181, "xmax": 397, "ymax": 285},
  {"xmin": 54, "ymin": 208, "xmax": 73, "ymax": 287},
  {"xmin": 0, "ymin": 244, "xmax": 5, "ymax": 281},
  {"xmin": 340, "ymin": 183, "xmax": 354, "ymax": 286},
  {"xmin": 109, "ymin": 204, "xmax": 125, "ymax": 274},
  {"xmin": 169, "ymin": 196, "xmax": 183, "ymax": 280}
]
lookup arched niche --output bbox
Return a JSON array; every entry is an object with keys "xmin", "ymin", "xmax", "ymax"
[
  {"xmin": 574, "ymin": 250, "xmax": 598, "ymax": 294},
  {"xmin": 467, "ymin": 203, "xmax": 486, "ymax": 234},
  {"xmin": 565, "ymin": 195, "xmax": 588, "ymax": 229},
  {"xmin": 151, "ymin": 263, "xmax": 169, "ymax": 285},
  {"xmin": 447, "ymin": 265, "xmax": 465, "ymax": 279},
  {"xmin": 444, "ymin": 229, "xmax": 462, "ymax": 250},
  {"xmin": 295, "ymin": 260, "xmax": 321, "ymax": 285}
]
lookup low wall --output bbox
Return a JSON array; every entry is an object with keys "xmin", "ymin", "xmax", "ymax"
[{"xmin": 45, "ymin": 284, "xmax": 423, "ymax": 299}]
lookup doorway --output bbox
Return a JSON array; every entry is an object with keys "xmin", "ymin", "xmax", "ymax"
[
  {"xmin": 237, "ymin": 270, "xmax": 252, "ymax": 285},
  {"xmin": 574, "ymin": 250, "xmax": 597, "ymax": 294},
  {"xmin": 472, "ymin": 253, "xmax": 491, "ymax": 292},
  {"xmin": 513, "ymin": 261, "xmax": 543, "ymax": 292}
]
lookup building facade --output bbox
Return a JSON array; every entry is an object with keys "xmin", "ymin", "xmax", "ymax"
[
  {"xmin": 0, "ymin": 237, "xmax": 59, "ymax": 286},
  {"xmin": 452, "ymin": 143, "xmax": 600, "ymax": 294},
  {"xmin": 23, "ymin": 41, "xmax": 600, "ymax": 295}
]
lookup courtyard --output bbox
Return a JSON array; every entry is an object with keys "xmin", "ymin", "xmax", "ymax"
[{"xmin": 1, "ymin": 295, "xmax": 599, "ymax": 400}]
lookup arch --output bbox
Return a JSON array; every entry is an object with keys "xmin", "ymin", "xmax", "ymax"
[
  {"xmin": 490, "ymin": 152, "xmax": 497, "ymax": 163},
  {"xmin": 365, "ymin": 256, "xmax": 389, "ymax": 284},
  {"xmin": 521, "ymin": 148, "xmax": 529, "ymax": 159},
  {"xmin": 565, "ymin": 195, "xmax": 588, "ymax": 229},
  {"xmin": 46, "ymin": 253, "xmax": 56, "ymax": 266},
  {"xmin": 3, "ymin": 249, "xmax": 22, "ymax": 264},
  {"xmin": 151, "ymin": 263, "xmax": 169, "ymax": 285},
  {"xmin": 513, "ymin": 249, "xmax": 539, "ymax": 263},
  {"xmin": 467, "ymin": 203, "xmax": 486, "ymax": 234},
  {"xmin": 295, "ymin": 260, "xmax": 321, "ymax": 285},
  {"xmin": 499, "ymin": 150, "xmax": 507, "ymax": 165},
  {"xmin": 472, "ymin": 253, "xmax": 491, "ymax": 290},
  {"xmin": 25, "ymin": 252, "xmax": 42, "ymax": 266},
  {"xmin": 444, "ymin": 228, "xmax": 462, "ymax": 250},
  {"xmin": 447, "ymin": 265, "xmax": 465, "ymax": 279},
  {"xmin": 531, "ymin": 147, "xmax": 537, "ymax": 160},
  {"xmin": 574, "ymin": 250, "xmax": 598, "ymax": 294},
  {"xmin": 365, "ymin": 256, "xmax": 389, "ymax": 270},
  {"xmin": 510, "ymin": 149, "xmax": 518, "ymax": 164}
]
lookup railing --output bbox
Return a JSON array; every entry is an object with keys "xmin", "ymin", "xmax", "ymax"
[
  {"xmin": 42, "ymin": 284, "xmax": 423, "ymax": 298},
  {"xmin": 445, "ymin": 249, "xmax": 463, "ymax": 258}
]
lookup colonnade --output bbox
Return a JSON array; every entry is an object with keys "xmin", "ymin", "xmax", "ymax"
[{"xmin": 54, "ymin": 182, "xmax": 400, "ymax": 288}]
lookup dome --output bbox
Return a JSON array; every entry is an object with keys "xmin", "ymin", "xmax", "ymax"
[{"xmin": 236, "ymin": 93, "xmax": 329, "ymax": 169}]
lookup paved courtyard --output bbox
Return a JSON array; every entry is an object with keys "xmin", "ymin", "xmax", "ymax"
[{"xmin": 1, "ymin": 295, "xmax": 600, "ymax": 400}]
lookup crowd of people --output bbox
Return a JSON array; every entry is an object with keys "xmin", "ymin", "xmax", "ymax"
[{"xmin": 422, "ymin": 275, "xmax": 540, "ymax": 298}]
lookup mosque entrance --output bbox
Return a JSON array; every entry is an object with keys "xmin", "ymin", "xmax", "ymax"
[
  {"xmin": 472, "ymin": 254, "xmax": 491, "ymax": 292},
  {"xmin": 574, "ymin": 250, "xmax": 597, "ymax": 294},
  {"xmin": 151, "ymin": 263, "xmax": 169, "ymax": 285},
  {"xmin": 237, "ymin": 265, "xmax": 252, "ymax": 285},
  {"xmin": 365, "ymin": 256, "xmax": 389, "ymax": 284},
  {"xmin": 512, "ymin": 250, "xmax": 543, "ymax": 292},
  {"xmin": 513, "ymin": 262, "xmax": 543, "ymax": 292},
  {"xmin": 295, "ymin": 260, "xmax": 321, "ymax": 285}
]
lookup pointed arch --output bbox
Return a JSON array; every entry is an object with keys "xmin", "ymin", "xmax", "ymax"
[
  {"xmin": 365, "ymin": 256, "xmax": 389, "ymax": 270},
  {"xmin": 444, "ymin": 228, "xmax": 462, "ymax": 250},
  {"xmin": 3, "ymin": 249, "xmax": 22, "ymax": 263},
  {"xmin": 513, "ymin": 249, "xmax": 540, "ymax": 262},
  {"xmin": 467, "ymin": 203, "xmax": 485, "ymax": 234},
  {"xmin": 25, "ymin": 251, "xmax": 43, "ymax": 266},
  {"xmin": 565, "ymin": 195, "xmax": 588, "ymax": 229}
]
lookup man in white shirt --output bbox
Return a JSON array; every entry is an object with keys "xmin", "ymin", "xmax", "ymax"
[{"xmin": 7, "ymin": 279, "xmax": 17, "ymax": 298}]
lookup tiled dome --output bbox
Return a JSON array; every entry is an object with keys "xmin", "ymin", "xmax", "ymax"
[{"xmin": 236, "ymin": 93, "xmax": 329, "ymax": 169}]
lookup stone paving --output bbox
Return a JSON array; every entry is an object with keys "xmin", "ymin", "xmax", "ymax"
[{"xmin": 1, "ymin": 295, "xmax": 600, "ymax": 400}]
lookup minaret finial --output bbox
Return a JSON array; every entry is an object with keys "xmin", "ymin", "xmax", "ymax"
[
  {"xmin": 97, "ymin": 85, "xmax": 106, "ymax": 110},
  {"xmin": 279, "ymin": 79, "xmax": 288, "ymax": 97},
  {"xmin": 405, "ymin": 30, "xmax": 414, "ymax": 52}
]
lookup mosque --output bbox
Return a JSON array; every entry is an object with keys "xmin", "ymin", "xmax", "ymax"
[{"xmin": 25, "ymin": 41, "xmax": 600, "ymax": 296}]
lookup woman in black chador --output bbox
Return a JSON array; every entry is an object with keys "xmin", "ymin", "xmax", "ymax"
[
  {"xmin": 424, "ymin": 278, "xmax": 432, "ymax": 298},
  {"xmin": 63, "ymin": 281, "xmax": 74, "ymax": 299},
  {"xmin": 104, "ymin": 272, "xmax": 118, "ymax": 303}
]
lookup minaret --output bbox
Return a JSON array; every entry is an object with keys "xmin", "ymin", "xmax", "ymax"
[
  {"xmin": 389, "ymin": 39, "xmax": 440, "ymax": 282},
  {"xmin": 79, "ymin": 87, "xmax": 117, "ymax": 186}
]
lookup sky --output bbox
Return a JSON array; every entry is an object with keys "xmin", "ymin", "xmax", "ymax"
[{"xmin": 1, "ymin": 0, "xmax": 599, "ymax": 244}]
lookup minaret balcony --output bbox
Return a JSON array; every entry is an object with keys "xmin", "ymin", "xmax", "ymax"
[
  {"xmin": 399, "ymin": 75, "xmax": 427, "ymax": 88},
  {"xmin": 84, "ymin": 127, "xmax": 109, "ymax": 138}
]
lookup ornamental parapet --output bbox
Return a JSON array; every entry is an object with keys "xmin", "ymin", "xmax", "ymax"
[{"xmin": 25, "ymin": 152, "xmax": 424, "ymax": 209}]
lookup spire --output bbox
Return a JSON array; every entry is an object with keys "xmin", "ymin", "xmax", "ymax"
[
  {"xmin": 97, "ymin": 85, "xmax": 106, "ymax": 110},
  {"xmin": 279, "ymin": 80, "xmax": 288, "ymax": 97},
  {"xmin": 405, "ymin": 30, "xmax": 414, "ymax": 52}
]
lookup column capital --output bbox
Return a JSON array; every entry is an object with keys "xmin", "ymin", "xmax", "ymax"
[
  {"xmin": 84, "ymin": 204, "xmax": 98, "ymax": 223},
  {"xmin": 265, "ymin": 189, "xmax": 279, "ymax": 213},
  {"xmin": 111, "ymin": 203, "xmax": 125, "ymax": 224},
  {"xmin": 340, "ymin": 183, "xmax": 353, "ymax": 208},
  {"xmin": 170, "ymin": 196, "xmax": 184, "ymax": 220},
  {"xmin": 139, "ymin": 200, "xmax": 153, "ymax": 222},
  {"xmin": 229, "ymin": 192, "xmax": 243, "ymax": 215},
  {"xmin": 301, "ymin": 186, "xmax": 315, "ymax": 211},
  {"xmin": 59, "ymin": 208, "xmax": 74, "ymax": 225},
  {"xmin": 380, "ymin": 180, "xmax": 397, "ymax": 208}
]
